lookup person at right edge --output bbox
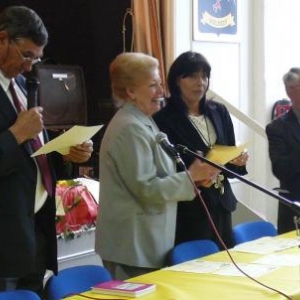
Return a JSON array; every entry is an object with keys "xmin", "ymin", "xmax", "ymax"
[
  {"xmin": 153, "ymin": 51, "xmax": 248, "ymax": 249},
  {"xmin": 266, "ymin": 67, "xmax": 300, "ymax": 234}
]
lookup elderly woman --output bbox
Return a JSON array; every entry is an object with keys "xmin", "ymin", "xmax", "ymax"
[
  {"xmin": 95, "ymin": 52, "xmax": 219, "ymax": 280},
  {"xmin": 153, "ymin": 51, "xmax": 248, "ymax": 249}
]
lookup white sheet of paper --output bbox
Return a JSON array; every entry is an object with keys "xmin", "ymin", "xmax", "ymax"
[
  {"xmin": 231, "ymin": 237, "xmax": 300, "ymax": 254},
  {"xmin": 254, "ymin": 254, "xmax": 300, "ymax": 267},
  {"xmin": 212, "ymin": 263, "xmax": 277, "ymax": 277},
  {"xmin": 164, "ymin": 260, "xmax": 277, "ymax": 277},
  {"xmin": 164, "ymin": 260, "xmax": 231, "ymax": 274},
  {"xmin": 31, "ymin": 125, "xmax": 103, "ymax": 157}
]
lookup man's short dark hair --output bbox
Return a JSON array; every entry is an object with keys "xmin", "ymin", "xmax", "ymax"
[{"xmin": 0, "ymin": 6, "xmax": 48, "ymax": 46}]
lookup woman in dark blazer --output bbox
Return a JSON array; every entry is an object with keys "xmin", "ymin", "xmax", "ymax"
[{"xmin": 153, "ymin": 51, "xmax": 248, "ymax": 248}]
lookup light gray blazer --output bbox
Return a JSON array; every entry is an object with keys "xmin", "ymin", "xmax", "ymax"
[{"xmin": 95, "ymin": 102, "xmax": 195, "ymax": 268}]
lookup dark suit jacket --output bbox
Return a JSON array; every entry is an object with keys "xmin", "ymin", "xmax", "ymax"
[
  {"xmin": 153, "ymin": 98, "xmax": 247, "ymax": 246},
  {"xmin": 266, "ymin": 109, "xmax": 300, "ymax": 199},
  {"xmin": 266, "ymin": 109, "xmax": 300, "ymax": 233},
  {"xmin": 0, "ymin": 75, "xmax": 57, "ymax": 277}
]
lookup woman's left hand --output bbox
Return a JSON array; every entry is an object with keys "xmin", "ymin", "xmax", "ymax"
[
  {"xmin": 230, "ymin": 151, "xmax": 249, "ymax": 166},
  {"xmin": 64, "ymin": 140, "xmax": 94, "ymax": 163}
]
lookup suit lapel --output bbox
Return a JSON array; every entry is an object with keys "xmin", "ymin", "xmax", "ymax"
[
  {"xmin": 168, "ymin": 109, "xmax": 209, "ymax": 152},
  {"xmin": 207, "ymin": 104, "xmax": 224, "ymax": 144},
  {"xmin": 0, "ymin": 83, "xmax": 32, "ymax": 155},
  {"xmin": 285, "ymin": 110, "xmax": 300, "ymax": 144},
  {"xmin": 123, "ymin": 102, "xmax": 158, "ymax": 134},
  {"xmin": 0, "ymin": 84, "xmax": 18, "ymax": 126},
  {"xmin": 0, "ymin": 75, "xmax": 27, "ymax": 126}
]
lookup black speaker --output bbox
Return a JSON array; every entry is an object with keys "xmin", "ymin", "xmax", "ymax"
[{"xmin": 34, "ymin": 64, "xmax": 87, "ymax": 129}]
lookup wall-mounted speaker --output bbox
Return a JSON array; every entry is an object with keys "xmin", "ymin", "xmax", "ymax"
[{"xmin": 35, "ymin": 64, "xmax": 87, "ymax": 129}]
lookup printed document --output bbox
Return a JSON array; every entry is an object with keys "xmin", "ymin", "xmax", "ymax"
[{"xmin": 31, "ymin": 125, "xmax": 103, "ymax": 157}]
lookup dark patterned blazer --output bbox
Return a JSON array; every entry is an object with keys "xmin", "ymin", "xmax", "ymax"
[
  {"xmin": 0, "ymin": 74, "xmax": 57, "ymax": 277},
  {"xmin": 153, "ymin": 98, "xmax": 247, "ymax": 214},
  {"xmin": 153, "ymin": 98, "xmax": 248, "ymax": 247}
]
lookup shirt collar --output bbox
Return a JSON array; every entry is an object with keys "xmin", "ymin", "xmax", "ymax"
[{"xmin": 0, "ymin": 70, "xmax": 11, "ymax": 93}]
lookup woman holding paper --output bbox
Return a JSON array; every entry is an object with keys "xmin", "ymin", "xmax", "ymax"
[
  {"xmin": 95, "ymin": 52, "xmax": 219, "ymax": 280},
  {"xmin": 153, "ymin": 51, "xmax": 248, "ymax": 248}
]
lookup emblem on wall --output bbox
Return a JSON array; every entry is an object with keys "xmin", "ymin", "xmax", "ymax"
[{"xmin": 193, "ymin": 0, "xmax": 238, "ymax": 41}]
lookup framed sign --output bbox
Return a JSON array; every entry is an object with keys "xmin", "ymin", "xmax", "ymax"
[{"xmin": 193, "ymin": 0, "xmax": 238, "ymax": 42}]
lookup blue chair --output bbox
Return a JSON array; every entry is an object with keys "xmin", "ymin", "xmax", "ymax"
[
  {"xmin": 169, "ymin": 239, "xmax": 220, "ymax": 265},
  {"xmin": 44, "ymin": 265, "xmax": 112, "ymax": 300},
  {"xmin": 0, "ymin": 290, "xmax": 40, "ymax": 300},
  {"xmin": 233, "ymin": 220, "xmax": 277, "ymax": 245}
]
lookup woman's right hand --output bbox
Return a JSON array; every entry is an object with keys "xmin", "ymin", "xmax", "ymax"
[{"xmin": 188, "ymin": 158, "xmax": 220, "ymax": 184}]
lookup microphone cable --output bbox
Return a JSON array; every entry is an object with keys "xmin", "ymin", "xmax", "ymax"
[{"xmin": 180, "ymin": 156, "xmax": 294, "ymax": 300}]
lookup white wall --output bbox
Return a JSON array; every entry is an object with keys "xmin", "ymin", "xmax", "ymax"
[
  {"xmin": 252, "ymin": 0, "xmax": 300, "ymax": 223},
  {"xmin": 173, "ymin": 0, "xmax": 300, "ymax": 226}
]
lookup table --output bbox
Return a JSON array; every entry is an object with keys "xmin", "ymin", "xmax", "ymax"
[{"xmin": 66, "ymin": 231, "xmax": 300, "ymax": 300}]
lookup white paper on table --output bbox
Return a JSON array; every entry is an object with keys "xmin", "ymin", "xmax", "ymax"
[
  {"xmin": 231, "ymin": 237, "xmax": 300, "ymax": 254},
  {"xmin": 213, "ymin": 263, "xmax": 277, "ymax": 277},
  {"xmin": 164, "ymin": 260, "xmax": 230, "ymax": 274},
  {"xmin": 31, "ymin": 125, "xmax": 103, "ymax": 157},
  {"xmin": 254, "ymin": 254, "xmax": 300, "ymax": 267}
]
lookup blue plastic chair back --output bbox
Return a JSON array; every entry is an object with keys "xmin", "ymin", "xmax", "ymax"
[
  {"xmin": 45, "ymin": 265, "xmax": 112, "ymax": 300},
  {"xmin": 233, "ymin": 220, "xmax": 277, "ymax": 245},
  {"xmin": 169, "ymin": 239, "xmax": 220, "ymax": 265},
  {"xmin": 0, "ymin": 290, "xmax": 40, "ymax": 300}
]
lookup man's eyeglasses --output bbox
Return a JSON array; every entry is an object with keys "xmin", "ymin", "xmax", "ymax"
[{"xmin": 11, "ymin": 40, "xmax": 41, "ymax": 66}]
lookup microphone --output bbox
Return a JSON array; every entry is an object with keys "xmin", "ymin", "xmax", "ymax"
[
  {"xmin": 155, "ymin": 132, "xmax": 185, "ymax": 167},
  {"xmin": 26, "ymin": 77, "xmax": 40, "ymax": 108}
]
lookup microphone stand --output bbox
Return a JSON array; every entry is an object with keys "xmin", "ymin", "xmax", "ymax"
[
  {"xmin": 176, "ymin": 144, "xmax": 300, "ymax": 214},
  {"xmin": 175, "ymin": 145, "xmax": 295, "ymax": 300}
]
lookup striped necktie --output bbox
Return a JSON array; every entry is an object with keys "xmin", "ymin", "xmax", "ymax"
[{"xmin": 9, "ymin": 81, "xmax": 54, "ymax": 197}]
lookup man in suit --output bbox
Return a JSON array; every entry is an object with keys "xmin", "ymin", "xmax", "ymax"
[
  {"xmin": 0, "ymin": 6, "xmax": 93, "ymax": 297},
  {"xmin": 266, "ymin": 67, "xmax": 300, "ymax": 234}
]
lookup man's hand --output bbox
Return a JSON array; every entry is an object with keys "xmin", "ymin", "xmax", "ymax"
[
  {"xmin": 9, "ymin": 107, "xmax": 44, "ymax": 144},
  {"xmin": 64, "ymin": 140, "xmax": 94, "ymax": 163}
]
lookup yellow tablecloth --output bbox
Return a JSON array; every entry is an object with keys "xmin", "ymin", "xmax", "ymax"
[{"xmin": 66, "ymin": 231, "xmax": 300, "ymax": 300}]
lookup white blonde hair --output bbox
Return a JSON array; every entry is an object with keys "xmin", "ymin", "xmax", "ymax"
[{"xmin": 110, "ymin": 52, "xmax": 159, "ymax": 101}]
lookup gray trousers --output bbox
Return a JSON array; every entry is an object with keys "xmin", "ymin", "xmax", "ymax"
[{"xmin": 103, "ymin": 260, "xmax": 158, "ymax": 280}]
